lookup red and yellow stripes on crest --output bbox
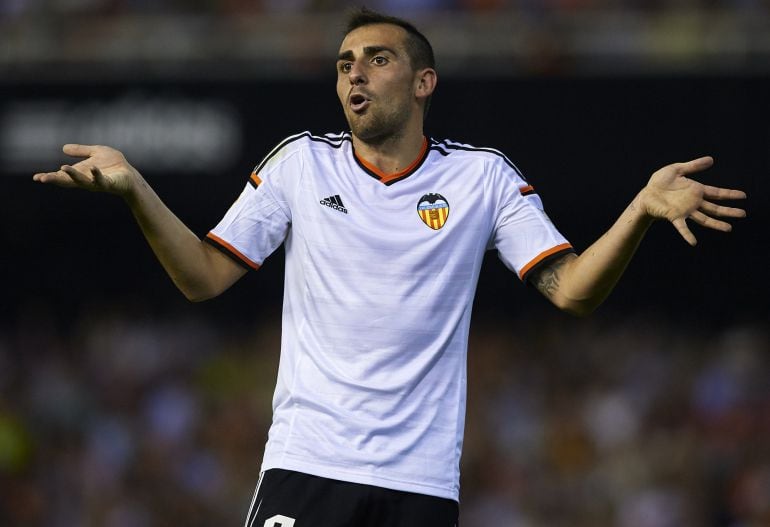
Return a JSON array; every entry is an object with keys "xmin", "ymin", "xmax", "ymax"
[{"xmin": 418, "ymin": 205, "xmax": 449, "ymax": 230}]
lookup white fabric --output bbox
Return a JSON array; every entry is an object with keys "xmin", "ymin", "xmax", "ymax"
[{"xmin": 209, "ymin": 131, "xmax": 572, "ymax": 501}]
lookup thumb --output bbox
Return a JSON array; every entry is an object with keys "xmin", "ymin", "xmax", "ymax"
[
  {"xmin": 673, "ymin": 156, "xmax": 714, "ymax": 177},
  {"xmin": 62, "ymin": 144, "xmax": 96, "ymax": 158}
]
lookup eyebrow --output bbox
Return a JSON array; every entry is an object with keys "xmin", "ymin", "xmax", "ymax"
[{"xmin": 337, "ymin": 45, "xmax": 398, "ymax": 62}]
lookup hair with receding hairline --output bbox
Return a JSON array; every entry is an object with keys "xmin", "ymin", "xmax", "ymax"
[
  {"xmin": 344, "ymin": 7, "xmax": 436, "ymax": 118},
  {"xmin": 345, "ymin": 7, "xmax": 435, "ymax": 72}
]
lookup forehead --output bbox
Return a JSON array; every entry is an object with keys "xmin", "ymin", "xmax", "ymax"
[{"xmin": 338, "ymin": 23, "xmax": 408, "ymax": 55}]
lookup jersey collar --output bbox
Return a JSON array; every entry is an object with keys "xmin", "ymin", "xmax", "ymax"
[{"xmin": 353, "ymin": 136, "xmax": 429, "ymax": 186}]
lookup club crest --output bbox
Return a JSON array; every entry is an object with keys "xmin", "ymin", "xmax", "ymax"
[{"xmin": 417, "ymin": 193, "xmax": 450, "ymax": 230}]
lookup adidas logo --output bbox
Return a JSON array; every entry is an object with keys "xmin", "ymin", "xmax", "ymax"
[{"xmin": 320, "ymin": 194, "xmax": 348, "ymax": 214}]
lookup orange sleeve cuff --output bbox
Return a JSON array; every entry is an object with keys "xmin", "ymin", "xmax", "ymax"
[
  {"xmin": 205, "ymin": 232, "xmax": 260, "ymax": 271},
  {"xmin": 518, "ymin": 243, "xmax": 574, "ymax": 281}
]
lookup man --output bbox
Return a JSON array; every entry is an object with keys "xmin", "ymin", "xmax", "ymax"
[{"xmin": 33, "ymin": 8, "xmax": 745, "ymax": 527}]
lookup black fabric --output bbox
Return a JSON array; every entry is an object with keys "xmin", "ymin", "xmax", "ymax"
[{"xmin": 245, "ymin": 469, "xmax": 458, "ymax": 527}]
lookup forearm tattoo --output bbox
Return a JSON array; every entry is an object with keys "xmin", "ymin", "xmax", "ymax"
[{"xmin": 531, "ymin": 255, "xmax": 572, "ymax": 300}]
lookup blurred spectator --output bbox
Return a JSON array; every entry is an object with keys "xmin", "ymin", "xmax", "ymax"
[{"xmin": 2, "ymin": 309, "xmax": 766, "ymax": 526}]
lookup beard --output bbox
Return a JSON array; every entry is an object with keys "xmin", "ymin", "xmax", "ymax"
[{"xmin": 346, "ymin": 97, "xmax": 412, "ymax": 146}]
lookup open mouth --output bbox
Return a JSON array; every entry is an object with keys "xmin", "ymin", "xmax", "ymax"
[{"xmin": 349, "ymin": 93, "xmax": 370, "ymax": 113}]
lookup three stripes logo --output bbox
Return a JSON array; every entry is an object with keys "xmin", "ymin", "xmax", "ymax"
[
  {"xmin": 320, "ymin": 194, "xmax": 348, "ymax": 214},
  {"xmin": 417, "ymin": 193, "xmax": 449, "ymax": 230}
]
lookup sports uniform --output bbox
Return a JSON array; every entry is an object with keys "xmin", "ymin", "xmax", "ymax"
[{"xmin": 205, "ymin": 131, "xmax": 573, "ymax": 525}]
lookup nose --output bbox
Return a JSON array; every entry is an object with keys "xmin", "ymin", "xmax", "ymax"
[{"xmin": 348, "ymin": 61, "xmax": 367, "ymax": 85}]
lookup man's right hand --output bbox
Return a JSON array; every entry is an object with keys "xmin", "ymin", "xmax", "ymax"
[
  {"xmin": 33, "ymin": 143, "xmax": 247, "ymax": 301},
  {"xmin": 33, "ymin": 144, "xmax": 137, "ymax": 197}
]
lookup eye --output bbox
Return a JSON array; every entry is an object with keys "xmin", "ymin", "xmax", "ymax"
[
  {"xmin": 371, "ymin": 55, "xmax": 388, "ymax": 66},
  {"xmin": 339, "ymin": 62, "xmax": 352, "ymax": 73}
]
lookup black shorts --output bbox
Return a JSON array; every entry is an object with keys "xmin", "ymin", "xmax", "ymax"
[{"xmin": 244, "ymin": 469, "xmax": 458, "ymax": 527}]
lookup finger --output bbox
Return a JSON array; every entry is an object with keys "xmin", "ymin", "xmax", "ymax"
[
  {"xmin": 90, "ymin": 166, "xmax": 108, "ymax": 187},
  {"xmin": 32, "ymin": 170, "xmax": 80, "ymax": 188},
  {"xmin": 61, "ymin": 164, "xmax": 94, "ymax": 187},
  {"xmin": 699, "ymin": 200, "xmax": 747, "ymax": 219},
  {"xmin": 672, "ymin": 217, "xmax": 697, "ymax": 246},
  {"xmin": 703, "ymin": 185, "xmax": 747, "ymax": 201},
  {"xmin": 674, "ymin": 156, "xmax": 714, "ymax": 176},
  {"xmin": 689, "ymin": 210, "xmax": 733, "ymax": 232},
  {"xmin": 62, "ymin": 143, "xmax": 96, "ymax": 158}
]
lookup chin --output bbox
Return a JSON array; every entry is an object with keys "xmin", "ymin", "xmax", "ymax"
[
  {"xmin": 350, "ymin": 121, "xmax": 398, "ymax": 145},
  {"xmin": 352, "ymin": 129, "xmax": 391, "ymax": 145}
]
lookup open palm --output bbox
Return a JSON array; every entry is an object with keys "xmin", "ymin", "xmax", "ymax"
[
  {"xmin": 33, "ymin": 144, "xmax": 137, "ymax": 197},
  {"xmin": 640, "ymin": 156, "xmax": 746, "ymax": 245}
]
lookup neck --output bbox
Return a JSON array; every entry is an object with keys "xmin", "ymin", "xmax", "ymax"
[{"xmin": 352, "ymin": 125, "xmax": 425, "ymax": 175}]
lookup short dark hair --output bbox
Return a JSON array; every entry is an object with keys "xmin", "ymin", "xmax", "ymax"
[
  {"xmin": 344, "ymin": 7, "xmax": 436, "ymax": 118},
  {"xmin": 345, "ymin": 7, "xmax": 435, "ymax": 72}
]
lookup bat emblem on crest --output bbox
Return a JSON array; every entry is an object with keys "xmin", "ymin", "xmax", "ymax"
[{"xmin": 417, "ymin": 193, "xmax": 450, "ymax": 230}]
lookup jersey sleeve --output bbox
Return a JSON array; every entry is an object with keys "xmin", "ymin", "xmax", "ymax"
[
  {"xmin": 204, "ymin": 138, "xmax": 298, "ymax": 270},
  {"xmin": 488, "ymin": 158, "xmax": 574, "ymax": 282}
]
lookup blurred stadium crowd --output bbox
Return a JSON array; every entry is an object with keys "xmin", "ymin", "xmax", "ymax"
[
  {"xmin": 1, "ymin": 311, "xmax": 767, "ymax": 526},
  {"xmin": 1, "ymin": 0, "xmax": 769, "ymax": 15},
  {"xmin": 3, "ymin": 0, "xmax": 770, "ymax": 78},
  {"xmin": 2, "ymin": 1, "xmax": 768, "ymax": 526}
]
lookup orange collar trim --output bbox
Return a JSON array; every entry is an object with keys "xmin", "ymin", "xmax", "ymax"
[{"xmin": 354, "ymin": 137, "xmax": 429, "ymax": 184}]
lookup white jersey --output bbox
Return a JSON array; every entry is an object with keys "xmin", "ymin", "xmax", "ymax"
[{"xmin": 207, "ymin": 131, "xmax": 573, "ymax": 501}]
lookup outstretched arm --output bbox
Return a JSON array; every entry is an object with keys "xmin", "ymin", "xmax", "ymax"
[
  {"xmin": 33, "ymin": 144, "xmax": 247, "ymax": 301},
  {"xmin": 530, "ymin": 156, "xmax": 746, "ymax": 316}
]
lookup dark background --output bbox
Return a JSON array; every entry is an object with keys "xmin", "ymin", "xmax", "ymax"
[{"xmin": 3, "ymin": 75, "xmax": 767, "ymax": 329}]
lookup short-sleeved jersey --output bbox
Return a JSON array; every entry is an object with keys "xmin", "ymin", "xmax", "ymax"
[{"xmin": 206, "ymin": 131, "xmax": 573, "ymax": 501}]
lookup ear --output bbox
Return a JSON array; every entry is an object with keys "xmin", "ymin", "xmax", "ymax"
[{"xmin": 414, "ymin": 68, "xmax": 437, "ymax": 101}]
